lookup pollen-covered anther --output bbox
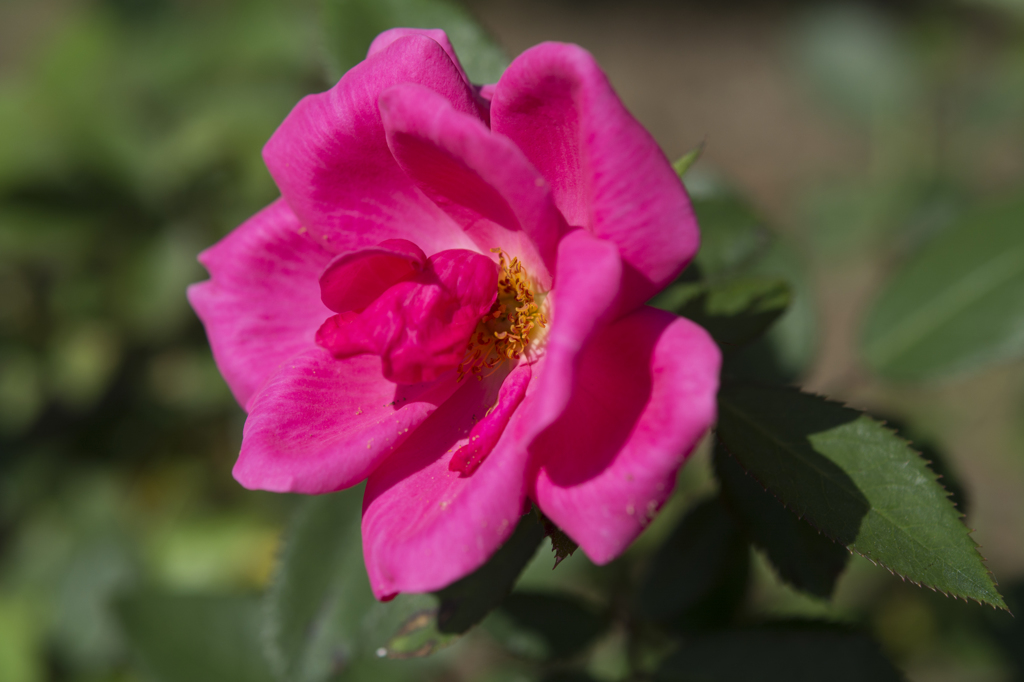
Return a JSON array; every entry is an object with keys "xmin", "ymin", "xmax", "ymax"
[{"xmin": 457, "ymin": 249, "xmax": 548, "ymax": 380}]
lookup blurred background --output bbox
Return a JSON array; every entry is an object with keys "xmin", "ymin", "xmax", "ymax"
[{"xmin": 0, "ymin": 0, "xmax": 1022, "ymax": 680}]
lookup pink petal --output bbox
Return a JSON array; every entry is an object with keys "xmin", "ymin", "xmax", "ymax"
[
  {"xmin": 449, "ymin": 363, "xmax": 532, "ymax": 476},
  {"xmin": 490, "ymin": 43, "xmax": 699, "ymax": 310},
  {"xmin": 234, "ymin": 347, "xmax": 461, "ymax": 494},
  {"xmin": 367, "ymin": 29, "xmax": 469, "ymax": 86},
  {"xmin": 478, "ymin": 83, "xmax": 498, "ymax": 101},
  {"xmin": 187, "ymin": 199, "xmax": 334, "ymax": 410},
  {"xmin": 362, "ymin": 363, "xmax": 535, "ymax": 597},
  {"xmin": 316, "ymin": 249, "xmax": 497, "ymax": 385},
  {"xmin": 319, "ymin": 239, "xmax": 427, "ymax": 313},
  {"xmin": 525, "ymin": 229, "xmax": 622, "ymax": 437},
  {"xmin": 530, "ymin": 308, "xmax": 720, "ymax": 564},
  {"xmin": 263, "ymin": 34, "xmax": 481, "ymax": 255},
  {"xmin": 380, "ymin": 83, "xmax": 565, "ymax": 287}
]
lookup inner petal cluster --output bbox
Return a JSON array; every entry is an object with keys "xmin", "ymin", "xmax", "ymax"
[
  {"xmin": 458, "ymin": 249, "xmax": 549, "ymax": 380},
  {"xmin": 315, "ymin": 245, "xmax": 497, "ymax": 385}
]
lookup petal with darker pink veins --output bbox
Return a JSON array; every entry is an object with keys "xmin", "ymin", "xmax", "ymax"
[
  {"xmin": 530, "ymin": 307, "xmax": 720, "ymax": 564},
  {"xmin": 187, "ymin": 199, "xmax": 334, "ymax": 410},
  {"xmin": 361, "ymin": 363, "xmax": 535, "ymax": 597},
  {"xmin": 491, "ymin": 42, "xmax": 699, "ymax": 310},
  {"xmin": 234, "ymin": 347, "xmax": 460, "ymax": 494},
  {"xmin": 523, "ymin": 229, "xmax": 622, "ymax": 438},
  {"xmin": 380, "ymin": 83, "xmax": 565, "ymax": 286},
  {"xmin": 263, "ymin": 34, "xmax": 480, "ymax": 255}
]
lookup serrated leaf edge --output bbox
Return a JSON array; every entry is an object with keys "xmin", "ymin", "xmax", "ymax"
[
  {"xmin": 716, "ymin": 385, "xmax": 1007, "ymax": 611},
  {"xmin": 714, "ymin": 442, "xmax": 846, "ymax": 599},
  {"xmin": 260, "ymin": 498, "xmax": 312, "ymax": 680}
]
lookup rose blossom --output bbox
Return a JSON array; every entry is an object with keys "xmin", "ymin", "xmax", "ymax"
[{"xmin": 188, "ymin": 28, "xmax": 720, "ymax": 599}]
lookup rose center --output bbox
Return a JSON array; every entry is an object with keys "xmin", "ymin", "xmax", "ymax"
[{"xmin": 457, "ymin": 249, "xmax": 548, "ymax": 380}]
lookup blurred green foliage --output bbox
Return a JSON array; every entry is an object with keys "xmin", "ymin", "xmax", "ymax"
[
  {"xmin": 323, "ymin": 0, "xmax": 509, "ymax": 82},
  {"xmin": 2, "ymin": 0, "xmax": 1024, "ymax": 681},
  {"xmin": 0, "ymin": 1, "xmax": 324, "ymax": 680},
  {"xmin": 862, "ymin": 197, "xmax": 1024, "ymax": 381}
]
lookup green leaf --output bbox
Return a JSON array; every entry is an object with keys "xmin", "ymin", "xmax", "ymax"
[
  {"xmin": 265, "ymin": 490, "xmax": 544, "ymax": 675},
  {"xmin": 383, "ymin": 600, "xmax": 461, "ymax": 659},
  {"xmin": 382, "ymin": 510, "xmax": 545, "ymax": 654},
  {"xmin": 672, "ymin": 141, "xmax": 705, "ymax": 179},
  {"xmin": 716, "ymin": 385, "xmax": 1006, "ymax": 609},
  {"xmin": 540, "ymin": 514, "xmax": 578, "ymax": 569},
  {"xmin": 654, "ymin": 623, "xmax": 905, "ymax": 681},
  {"xmin": 656, "ymin": 277, "xmax": 791, "ymax": 352},
  {"xmin": 862, "ymin": 197, "xmax": 1024, "ymax": 381},
  {"xmin": 794, "ymin": 4, "xmax": 919, "ymax": 125},
  {"xmin": 738, "ymin": 238, "xmax": 818, "ymax": 380},
  {"xmin": 635, "ymin": 498, "xmax": 749, "ymax": 629},
  {"xmin": 714, "ymin": 440, "xmax": 849, "ymax": 598},
  {"xmin": 116, "ymin": 593, "xmax": 275, "ymax": 682},
  {"xmin": 52, "ymin": 535, "xmax": 137, "ymax": 669},
  {"xmin": 488, "ymin": 592, "xmax": 609, "ymax": 661},
  {"xmin": 676, "ymin": 193, "xmax": 816, "ymax": 381},
  {"xmin": 263, "ymin": 488, "xmax": 445, "ymax": 676},
  {"xmin": 689, "ymin": 195, "xmax": 772, "ymax": 282},
  {"xmin": 879, "ymin": 415, "xmax": 969, "ymax": 514},
  {"xmin": 323, "ymin": 0, "xmax": 509, "ymax": 83},
  {"xmin": 263, "ymin": 487, "xmax": 378, "ymax": 681},
  {"xmin": 435, "ymin": 509, "xmax": 546, "ymax": 634}
]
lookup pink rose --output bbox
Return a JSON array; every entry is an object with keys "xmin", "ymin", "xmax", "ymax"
[{"xmin": 188, "ymin": 29, "xmax": 720, "ymax": 599}]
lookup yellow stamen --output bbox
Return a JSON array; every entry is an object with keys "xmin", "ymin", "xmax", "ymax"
[{"xmin": 457, "ymin": 248, "xmax": 548, "ymax": 380}]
